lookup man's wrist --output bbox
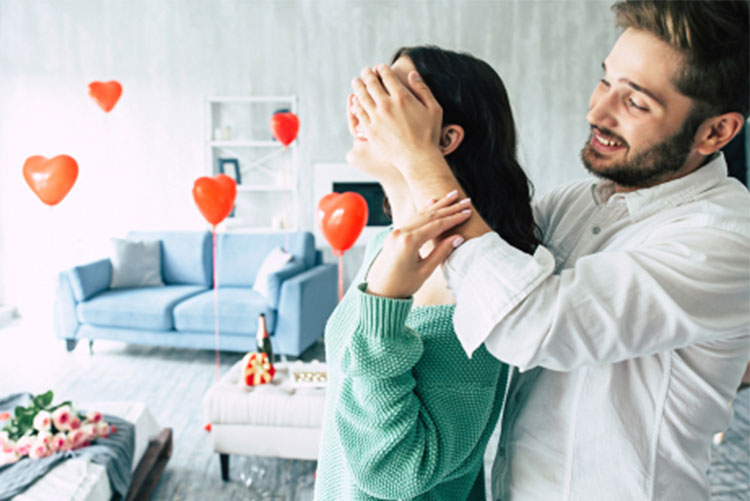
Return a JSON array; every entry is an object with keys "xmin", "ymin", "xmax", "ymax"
[
  {"xmin": 401, "ymin": 153, "xmax": 464, "ymax": 207},
  {"xmin": 399, "ymin": 149, "xmax": 451, "ymax": 179}
]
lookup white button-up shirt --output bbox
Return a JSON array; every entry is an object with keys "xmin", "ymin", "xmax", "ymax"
[{"xmin": 444, "ymin": 153, "xmax": 750, "ymax": 500}]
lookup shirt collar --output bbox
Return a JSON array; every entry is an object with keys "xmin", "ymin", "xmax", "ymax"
[{"xmin": 589, "ymin": 153, "xmax": 728, "ymax": 222}]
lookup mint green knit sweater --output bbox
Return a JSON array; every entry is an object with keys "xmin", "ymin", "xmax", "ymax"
[{"xmin": 314, "ymin": 229, "xmax": 509, "ymax": 500}]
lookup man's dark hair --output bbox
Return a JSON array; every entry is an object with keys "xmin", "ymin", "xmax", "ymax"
[
  {"xmin": 612, "ymin": 0, "xmax": 750, "ymax": 119},
  {"xmin": 387, "ymin": 45, "xmax": 540, "ymax": 255}
]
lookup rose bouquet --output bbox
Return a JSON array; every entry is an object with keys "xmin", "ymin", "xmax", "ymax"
[{"xmin": 0, "ymin": 391, "xmax": 116, "ymax": 466}]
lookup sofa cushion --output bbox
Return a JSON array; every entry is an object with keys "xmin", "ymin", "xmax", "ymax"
[
  {"xmin": 127, "ymin": 231, "xmax": 212, "ymax": 287},
  {"xmin": 252, "ymin": 247, "xmax": 293, "ymax": 298},
  {"xmin": 77, "ymin": 285, "xmax": 206, "ymax": 331},
  {"xmin": 173, "ymin": 288, "xmax": 276, "ymax": 335},
  {"xmin": 109, "ymin": 238, "xmax": 164, "ymax": 289},
  {"xmin": 217, "ymin": 232, "xmax": 315, "ymax": 287}
]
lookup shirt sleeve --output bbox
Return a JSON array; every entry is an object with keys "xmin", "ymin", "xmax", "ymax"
[
  {"xmin": 334, "ymin": 284, "xmax": 501, "ymax": 499},
  {"xmin": 444, "ymin": 224, "xmax": 750, "ymax": 372}
]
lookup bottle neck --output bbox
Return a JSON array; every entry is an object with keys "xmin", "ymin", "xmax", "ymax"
[{"xmin": 257, "ymin": 315, "xmax": 268, "ymax": 338}]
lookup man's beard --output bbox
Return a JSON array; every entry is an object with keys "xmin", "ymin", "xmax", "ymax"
[{"xmin": 580, "ymin": 117, "xmax": 699, "ymax": 189}]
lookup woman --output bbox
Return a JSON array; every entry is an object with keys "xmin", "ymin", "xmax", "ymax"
[{"xmin": 314, "ymin": 45, "xmax": 539, "ymax": 500}]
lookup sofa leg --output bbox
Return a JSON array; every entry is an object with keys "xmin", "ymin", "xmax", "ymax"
[
  {"xmin": 88, "ymin": 340, "xmax": 94, "ymax": 355},
  {"xmin": 65, "ymin": 339, "xmax": 78, "ymax": 352},
  {"xmin": 220, "ymin": 453, "xmax": 229, "ymax": 481}
]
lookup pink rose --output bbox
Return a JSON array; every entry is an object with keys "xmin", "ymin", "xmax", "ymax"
[
  {"xmin": 50, "ymin": 432, "xmax": 70, "ymax": 453},
  {"xmin": 86, "ymin": 411, "xmax": 102, "ymax": 423},
  {"xmin": 2, "ymin": 440, "xmax": 16, "ymax": 454},
  {"xmin": 33, "ymin": 410, "xmax": 52, "ymax": 432},
  {"xmin": 52, "ymin": 406, "xmax": 73, "ymax": 431},
  {"xmin": 69, "ymin": 416, "xmax": 81, "ymax": 431},
  {"xmin": 0, "ymin": 449, "xmax": 20, "ymax": 466},
  {"xmin": 67, "ymin": 429, "xmax": 86, "ymax": 449},
  {"xmin": 96, "ymin": 421, "xmax": 110, "ymax": 438},
  {"xmin": 36, "ymin": 430, "xmax": 53, "ymax": 447},
  {"xmin": 15, "ymin": 435, "xmax": 34, "ymax": 457},
  {"xmin": 28, "ymin": 438, "xmax": 51, "ymax": 459},
  {"xmin": 81, "ymin": 423, "xmax": 97, "ymax": 441},
  {"xmin": 0, "ymin": 430, "xmax": 9, "ymax": 448}
]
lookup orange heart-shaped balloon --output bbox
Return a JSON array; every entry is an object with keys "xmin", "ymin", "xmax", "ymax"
[
  {"xmin": 317, "ymin": 192, "xmax": 368, "ymax": 256},
  {"xmin": 22, "ymin": 155, "xmax": 79, "ymax": 206},
  {"xmin": 88, "ymin": 80, "xmax": 122, "ymax": 112},
  {"xmin": 193, "ymin": 174, "xmax": 237, "ymax": 226},
  {"xmin": 270, "ymin": 112, "xmax": 300, "ymax": 147}
]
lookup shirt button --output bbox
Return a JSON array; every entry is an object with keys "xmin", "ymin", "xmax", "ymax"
[{"xmin": 592, "ymin": 226, "xmax": 601, "ymax": 235}]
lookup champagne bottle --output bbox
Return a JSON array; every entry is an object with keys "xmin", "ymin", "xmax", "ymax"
[{"xmin": 256, "ymin": 313, "xmax": 273, "ymax": 363}]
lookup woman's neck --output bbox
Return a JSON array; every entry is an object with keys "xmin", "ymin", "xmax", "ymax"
[
  {"xmin": 380, "ymin": 178, "xmax": 456, "ymax": 307},
  {"xmin": 380, "ymin": 179, "xmax": 417, "ymax": 228}
]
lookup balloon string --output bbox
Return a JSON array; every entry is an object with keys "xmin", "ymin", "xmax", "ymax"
[
  {"xmin": 213, "ymin": 227, "xmax": 220, "ymax": 381},
  {"xmin": 338, "ymin": 254, "xmax": 344, "ymax": 301},
  {"xmin": 283, "ymin": 146, "xmax": 290, "ymax": 251}
]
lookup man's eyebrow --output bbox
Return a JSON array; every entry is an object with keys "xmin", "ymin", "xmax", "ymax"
[{"xmin": 602, "ymin": 61, "xmax": 664, "ymax": 107}]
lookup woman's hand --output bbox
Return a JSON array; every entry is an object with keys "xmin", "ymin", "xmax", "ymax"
[
  {"xmin": 365, "ymin": 191, "xmax": 472, "ymax": 299},
  {"xmin": 350, "ymin": 64, "xmax": 445, "ymax": 177}
]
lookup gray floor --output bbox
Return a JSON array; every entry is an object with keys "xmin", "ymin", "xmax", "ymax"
[{"xmin": 2, "ymin": 315, "xmax": 748, "ymax": 500}]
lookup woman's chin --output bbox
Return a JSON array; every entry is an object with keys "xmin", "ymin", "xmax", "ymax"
[{"xmin": 345, "ymin": 149, "xmax": 370, "ymax": 173}]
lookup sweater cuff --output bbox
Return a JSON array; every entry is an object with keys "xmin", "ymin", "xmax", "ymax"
[
  {"xmin": 355, "ymin": 282, "xmax": 413, "ymax": 338},
  {"xmin": 338, "ymin": 283, "xmax": 420, "ymax": 379}
]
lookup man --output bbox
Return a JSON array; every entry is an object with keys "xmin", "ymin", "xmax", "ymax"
[{"xmin": 347, "ymin": 1, "xmax": 750, "ymax": 499}]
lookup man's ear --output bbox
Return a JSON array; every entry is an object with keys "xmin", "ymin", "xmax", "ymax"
[
  {"xmin": 694, "ymin": 112, "xmax": 745, "ymax": 156},
  {"xmin": 439, "ymin": 125, "xmax": 465, "ymax": 156}
]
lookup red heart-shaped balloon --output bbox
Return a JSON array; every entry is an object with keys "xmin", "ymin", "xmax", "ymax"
[
  {"xmin": 88, "ymin": 80, "xmax": 122, "ymax": 112},
  {"xmin": 22, "ymin": 155, "xmax": 79, "ymax": 206},
  {"xmin": 270, "ymin": 112, "xmax": 300, "ymax": 147},
  {"xmin": 193, "ymin": 174, "xmax": 237, "ymax": 226},
  {"xmin": 317, "ymin": 192, "xmax": 368, "ymax": 256}
]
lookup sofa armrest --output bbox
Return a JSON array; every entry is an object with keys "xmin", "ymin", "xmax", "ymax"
[
  {"xmin": 273, "ymin": 263, "xmax": 337, "ymax": 356},
  {"xmin": 266, "ymin": 259, "xmax": 306, "ymax": 309},
  {"xmin": 55, "ymin": 271, "xmax": 80, "ymax": 340},
  {"xmin": 68, "ymin": 258, "xmax": 112, "ymax": 301}
]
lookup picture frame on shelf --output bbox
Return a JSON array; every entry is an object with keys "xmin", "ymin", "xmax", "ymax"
[{"xmin": 218, "ymin": 158, "xmax": 241, "ymax": 184}]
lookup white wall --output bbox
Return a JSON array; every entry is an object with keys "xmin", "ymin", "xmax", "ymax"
[{"xmin": 0, "ymin": 0, "xmax": 618, "ymax": 314}]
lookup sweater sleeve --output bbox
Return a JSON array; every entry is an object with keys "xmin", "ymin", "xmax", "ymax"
[{"xmin": 334, "ymin": 284, "xmax": 500, "ymax": 499}]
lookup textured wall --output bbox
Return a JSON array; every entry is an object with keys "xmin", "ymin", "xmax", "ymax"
[{"xmin": 0, "ymin": 0, "xmax": 619, "ymax": 310}]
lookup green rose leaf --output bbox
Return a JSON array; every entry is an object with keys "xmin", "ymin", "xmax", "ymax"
[{"xmin": 33, "ymin": 390, "xmax": 54, "ymax": 409}]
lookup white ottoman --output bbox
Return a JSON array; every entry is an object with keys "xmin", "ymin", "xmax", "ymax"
[{"xmin": 202, "ymin": 360, "xmax": 326, "ymax": 480}]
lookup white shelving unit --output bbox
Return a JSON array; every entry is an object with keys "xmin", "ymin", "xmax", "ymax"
[{"xmin": 205, "ymin": 96, "xmax": 299, "ymax": 232}]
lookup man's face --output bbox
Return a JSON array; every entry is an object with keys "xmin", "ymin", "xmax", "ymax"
[{"xmin": 581, "ymin": 28, "xmax": 701, "ymax": 189}]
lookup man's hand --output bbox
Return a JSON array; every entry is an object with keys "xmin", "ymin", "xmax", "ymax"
[
  {"xmin": 349, "ymin": 64, "xmax": 494, "ymax": 241},
  {"xmin": 350, "ymin": 64, "xmax": 445, "ymax": 178},
  {"xmin": 365, "ymin": 191, "xmax": 471, "ymax": 299}
]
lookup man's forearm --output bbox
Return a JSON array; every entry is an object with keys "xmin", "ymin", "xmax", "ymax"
[{"xmin": 402, "ymin": 153, "xmax": 493, "ymax": 240}]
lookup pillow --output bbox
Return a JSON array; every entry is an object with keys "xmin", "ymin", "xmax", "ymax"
[
  {"xmin": 109, "ymin": 238, "xmax": 164, "ymax": 289},
  {"xmin": 252, "ymin": 247, "xmax": 293, "ymax": 298}
]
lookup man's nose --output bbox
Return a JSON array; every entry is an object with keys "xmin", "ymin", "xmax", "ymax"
[{"xmin": 586, "ymin": 88, "xmax": 618, "ymax": 129}]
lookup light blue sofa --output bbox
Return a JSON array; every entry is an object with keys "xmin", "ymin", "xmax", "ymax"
[{"xmin": 55, "ymin": 231, "xmax": 338, "ymax": 357}]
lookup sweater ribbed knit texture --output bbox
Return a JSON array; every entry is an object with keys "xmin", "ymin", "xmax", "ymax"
[{"xmin": 314, "ymin": 229, "xmax": 508, "ymax": 500}]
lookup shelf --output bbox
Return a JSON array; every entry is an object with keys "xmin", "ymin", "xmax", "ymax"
[
  {"xmin": 220, "ymin": 219, "xmax": 299, "ymax": 233},
  {"xmin": 210, "ymin": 140, "xmax": 280, "ymax": 147},
  {"xmin": 206, "ymin": 95, "xmax": 299, "ymax": 231},
  {"xmin": 237, "ymin": 185, "xmax": 295, "ymax": 192},
  {"xmin": 208, "ymin": 96, "xmax": 296, "ymax": 103}
]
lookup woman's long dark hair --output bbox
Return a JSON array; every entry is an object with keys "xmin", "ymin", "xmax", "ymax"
[{"xmin": 388, "ymin": 45, "xmax": 540, "ymax": 254}]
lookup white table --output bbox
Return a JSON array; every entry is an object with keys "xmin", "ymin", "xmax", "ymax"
[{"xmin": 203, "ymin": 361, "xmax": 326, "ymax": 480}]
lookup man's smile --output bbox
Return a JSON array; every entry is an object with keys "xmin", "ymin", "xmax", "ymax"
[{"xmin": 590, "ymin": 127, "xmax": 628, "ymax": 154}]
